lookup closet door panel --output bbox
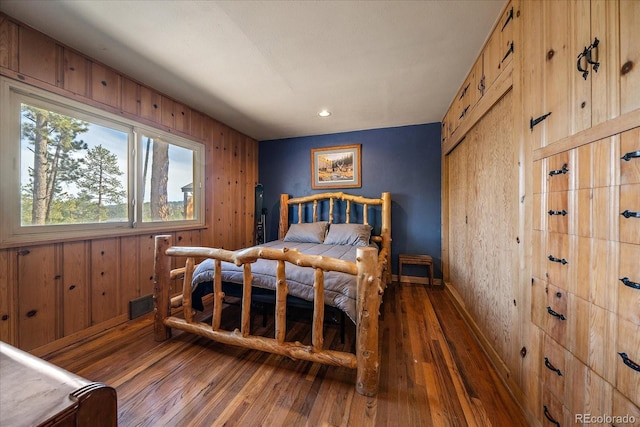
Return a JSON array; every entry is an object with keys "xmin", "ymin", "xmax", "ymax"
[
  {"xmin": 575, "ymin": 189, "xmax": 592, "ymax": 237},
  {"xmin": 567, "ymin": 292, "xmax": 590, "ymax": 363},
  {"xmin": 590, "ymin": 0, "xmax": 621, "ymax": 126},
  {"xmin": 575, "ymin": 142, "xmax": 593, "ymax": 190},
  {"xmin": 547, "ymin": 232, "xmax": 570, "ymax": 290},
  {"xmin": 619, "ymin": 0, "xmax": 640, "ymax": 115},
  {"xmin": 618, "ymin": 242, "xmax": 640, "ymax": 326},
  {"xmin": 541, "ymin": 333, "xmax": 566, "ymax": 400},
  {"xmin": 586, "ymin": 372, "xmax": 614, "ymax": 426},
  {"xmin": 612, "ymin": 390, "xmax": 640, "ymax": 424},
  {"xmin": 541, "ymin": 0, "xmax": 573, "ymax": 144},
  {"xmin": 592, "ymin": 185, "xmax": 618, "ymax": 241},
  {"xmin": 619, "ymin": 184, "xmax": 640, "ymax": 244},
  {"xmin": 564, "ymin": 353, "xmax": 589, "ymax": 415},
  {"xmin": 541, "ymin": 385, "xmax": 565, "ymax": 427},
  {"xmin": 532, "ymin": 229, "xmax": 547, "ymax": 280},
  {"xmin": 592, "ymin": 136, "xmax": 618, "ymax": 188},
  {"xmin": 616, "ymin": 317, "xmax": 640, "ymax": 408},
  {"xmin": 620, "ymin": 127, "xmax": 640, "ymax": 185},
  {"xmin": 589, "ymin": 303, "xmax": 618, "ymax": 383},
  {"xmin": 545, "ymin": 283, "xmax": 569, "ymax": 346},
  {"xmin": 569, "ymin": 236, "xmax": 591, "ymax": 300},
  {"xmin": 547, "ymin": 191, "xmax": 569, "ymax": 234},
  {"xmin": 533, "ymin": 193, "xmax": 545, "ymax": 231},
  {"xmin": 547, "ymin": 151, "xmax": 572, "ymax": 192},
  {"xmin": 568, "ymin": 0, "xmax": 592, "ymax": 135},
  {"xmin": 532, "ymin": 277, "xmax": 548, "ymax": 328},
  {"xmin": 590, "ymin": 239, "xmax": 619, "ymax": 313}
]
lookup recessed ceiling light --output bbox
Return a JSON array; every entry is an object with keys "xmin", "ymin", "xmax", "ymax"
[{"xmin": 318, "ymin": 110, "xmax": 331, "ymax": 117}]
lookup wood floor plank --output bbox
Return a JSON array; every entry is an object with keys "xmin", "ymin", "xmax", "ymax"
[{"xmin": 41, "ymin": 283, "xmax": 529, "ymax": 426}]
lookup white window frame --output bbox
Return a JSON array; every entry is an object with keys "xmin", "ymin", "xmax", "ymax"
[{"xmin": 0, "ymin": 77, "xmax": 205, "ymax": 246}]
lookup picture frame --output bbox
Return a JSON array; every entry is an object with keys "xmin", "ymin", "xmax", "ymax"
[{"xmin": 311, "ymin": 144, "xmax": 361, "ymax": 189}]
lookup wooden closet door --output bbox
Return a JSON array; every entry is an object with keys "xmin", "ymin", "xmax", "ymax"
[
  {"xmin": 545, "ymin": 282, "xmax": 568, "ymax": 346},
  {"xmin": 620, "ymin": 127, "xmax": 640, "ymax": 185},
  {"xmin": 446, "ymin": 141, "xmax": 469, "ymax": 291},
  {"xmin": 483, "ymin": 2, "xmax": 515, "ymax": 90},
  {"xmin": 546, "ymin": 232, "xmax": 571, "ymax": 291},
  {"xmin": 618, "ymin": 243, "xmax": 640, "ymax": 326},
  {"xmin": 541, "ymin": 333, "xmax": 567, "ymax": 401},
  {"xmin": 540, "ymin": 0, "xmax": 591, "ymax": 145},
  {"xmin": 616, "ymin": 317, "xmax": 640, "ymax": 408},
  {"xmin": 619, "ymin": 0, "xmax": 640, "ymax": 115},
  {"xmin": 619, "ymin": 183, "xmax": 640, "ymax": 244}
]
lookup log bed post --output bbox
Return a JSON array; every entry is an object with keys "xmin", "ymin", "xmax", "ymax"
[
  {"xmin": 182, "ymin": 257, "xmax": 195, "ymax": 323},
  {"xmin": 154, "ymin": 235, "xmax": 173, "ymax": 341},
  {"xmin": 312, "ymin": 268, "xmax": 325, "ymax": 350},
  {"xmin": 381, "ymin": 192, "xmax": 392, "ymax": 285},
  {"xmin": 355, "ymin": 246, "xmax": 382, "ymax": 396},
  {"xmin": 241, "ymin": 264, "xmax": 253, "ymax": 337},
  {"xmin": 212, "ymin": 259, "xmax": 224, "ymax": 331},
  {"xmin": 279, "ymin": 194, "xmax": 289, "ymax": 240},
  {"xmin": 275, "ymin": 260, "xmax": 289, "ymax": 344}
]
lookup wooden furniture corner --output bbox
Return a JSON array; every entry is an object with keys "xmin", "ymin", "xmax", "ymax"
[
  {"xmin": 0, "ymin": 341, "xmax": 117, "ymax": 427},
  {"xmin": 398, "ymin": 254, "xmax": 435, "ymax": 287}
]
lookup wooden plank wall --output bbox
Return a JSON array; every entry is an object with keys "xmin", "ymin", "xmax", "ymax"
[
  {"xmin": 442, "ymin": 1, "xmax": 640, "ymax": 424},
  {"xmin": 0, "ymin": 13, "xmax": 259, "ymax": 352}
]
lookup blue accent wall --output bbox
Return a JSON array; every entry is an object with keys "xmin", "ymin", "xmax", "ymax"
[{"xmin": 258, "ymin": 123, "xmax": 442, "ymax": 278}]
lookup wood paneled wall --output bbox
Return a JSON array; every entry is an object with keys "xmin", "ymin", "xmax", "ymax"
[
  {"xmin": 442, "ymin": 1, "xmax": 640, "ymax": 425},
  {"xmin": 0, "ymin": 13, "xmax": 259, "ymax": 352}
]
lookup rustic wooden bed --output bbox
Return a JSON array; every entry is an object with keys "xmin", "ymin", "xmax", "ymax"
[{"xmin": 153, "ymin": 191, "xmax": 391, "ymax": 396}]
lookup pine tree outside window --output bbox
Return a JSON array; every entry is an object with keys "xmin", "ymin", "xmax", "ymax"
[{"xmin": 0, "ymin": 77, "xmax": 205, "ymax": 246}]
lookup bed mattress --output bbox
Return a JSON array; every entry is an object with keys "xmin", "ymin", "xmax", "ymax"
[{"xmin": 191, "ymin": 240, "xmax": 374, "ymax": 322}]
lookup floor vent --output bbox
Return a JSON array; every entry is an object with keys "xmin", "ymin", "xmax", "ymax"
[{"xmin": 129, "ymin": 294, "xmax": 154, "ymax": 320}]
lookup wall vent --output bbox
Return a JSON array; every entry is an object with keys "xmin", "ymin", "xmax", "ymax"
[{"xmin": 129, "ymin": 294, "xmax": 154, "ymax": 320}]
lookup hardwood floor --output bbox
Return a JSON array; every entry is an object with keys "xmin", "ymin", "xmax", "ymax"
[{"xmin": 43, "ymin": 283, "xmax": 529, "ymax": 426}]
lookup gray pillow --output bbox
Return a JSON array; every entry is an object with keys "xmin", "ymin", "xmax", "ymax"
[
  {"xmin": 283, "ymin": 221, "xmax": 328, "ymax": 243},
  {"xmin": 324, "ymin": 223, "xmax": 372, "ymax": 246}
]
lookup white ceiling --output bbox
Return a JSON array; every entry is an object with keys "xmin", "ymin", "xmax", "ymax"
[{"xmin": 0, "ymin": 0, "xmax": 505, "ymax": 141}]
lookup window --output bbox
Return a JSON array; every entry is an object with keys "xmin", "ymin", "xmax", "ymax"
[
  {"xmin": 138, "ymin": 132, "xmax": 198, "ymax": 223},
  {"xmin": 0, "ymin": 77, "xmax": 205, "ymax": 245}
]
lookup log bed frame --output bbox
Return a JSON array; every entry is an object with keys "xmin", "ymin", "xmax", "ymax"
[{"xmin": 153, "ymin": 192, "xmax": 391, "ymax": 396}]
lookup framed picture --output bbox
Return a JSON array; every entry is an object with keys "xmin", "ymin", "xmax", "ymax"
[{"xmin": 311, "ymin": 144, "xmax": 361, "ymax": 189}]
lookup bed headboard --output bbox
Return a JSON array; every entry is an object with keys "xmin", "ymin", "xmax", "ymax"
[{"xmin": 278, "ymin": 191, "xmax": 391, "ymax": 261}]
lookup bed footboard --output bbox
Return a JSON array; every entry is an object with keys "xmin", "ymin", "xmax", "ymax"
[{"xmin": 153, "ymin": 234, "xmax": 384, "ymax": 396}]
